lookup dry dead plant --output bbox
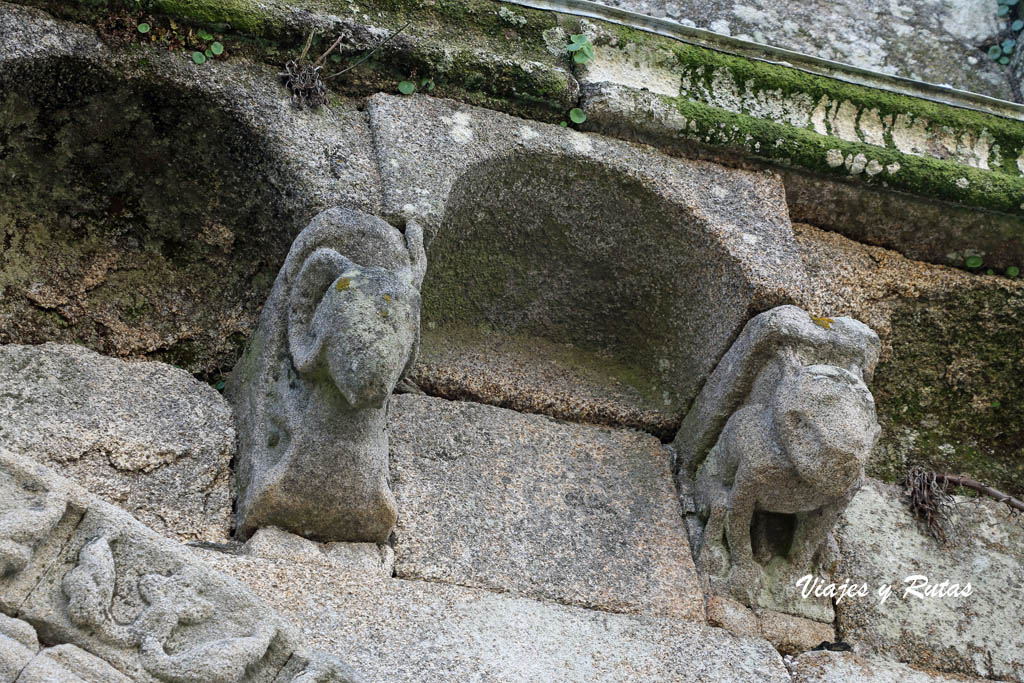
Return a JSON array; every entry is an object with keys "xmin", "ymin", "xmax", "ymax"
[
  {"xmin": 904, "ymin": 467, "xmax": 1023, "ymax": 543},
  {"xmin": 281, "ymin": 22, "xmax": 412, "ymax": 109}
]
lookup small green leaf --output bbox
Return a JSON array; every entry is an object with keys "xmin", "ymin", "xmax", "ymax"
[
  {"xmin": 986, "ymin": 268, "xmax": 995, "ymax": 275},
  {"xmin": 991, "ymin": 400, "xmax": 1001, "ymax": 408},
  {"xmin": 569, "ymin": 108, "xmax": 586, "ymax": 124},
  {"xmin": 137, "ymin": 22, "xmax": 150, "ymax": 33},
  {"xmin": 204, "ymin": 49, "xmax": 213, "ymax": 58},
  {"xmin": 191, "ymin": 51, "xmax": 206, "ymax": 64},
  {"xmin": 560, "ymin": 121, "xmax": 568, "ymax": 127},
  {"xmin": 965, "ymin": 255, "xmax": 983, "ymax": 268},
  {"xmin": 998, "ymin": 5, "xmax": 1009, "ymax": 16},
  {"xmin": 567, "ymin": 42, "xmax": 583, "ymax": 52},
  {"xmin": 989, "ymin": 45, "xmax": 1003, "ymax": 59},
  {"xmin": 570, "ymin": 34, "xmax": 587, "ymax": 43},
  {"xmin": 211, "ymin": 41, "xmax": 224, "ymax": 55},
  {"xmin": 1000, "ymin": 56, "xmax": 1011, "ymax": 64},
  {"xmin": 398, "ymin": 80, "xmax": 415, "ymax": 95},
  {"xmin": 573, "ymin": 51, "xmax": 590, "ymax": 64},
  {"xmin": 330, "ymin": 53, "xmax": 342, "ymax": 63},
  {"xmin": 1013, "ymin": 19, "xmax": 1024, "ymax": 30},
  {"xmin": 215, "ymin": 380, "xmax": 225, "ymax": 391},
  {"xmin": 197, "ymin": 29, "xmax": 213, "ymax": 40},
  {"xmin": 1007, "ymin": 265, "xmax": 1020, "ymax": 277},
  {"xmin": 1008, "ymin": 0, "xmax": 1019, "ymax": 6}
]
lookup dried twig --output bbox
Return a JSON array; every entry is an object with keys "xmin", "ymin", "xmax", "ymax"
[
  {"xmin": 325, "ymin": 21, "xmax": 412, "ymax": 80},
  {"xmin": 931, "ymin": 474, "xmax": 1024, "ymax": 513}
]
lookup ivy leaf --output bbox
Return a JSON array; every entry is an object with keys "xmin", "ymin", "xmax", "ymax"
[
  {"xmin": 1007, "ymin": 266, "xmax": 1020, "ymax": 277},
  {"xmin": 398, "ymin": 80, "xmax": 415, "ymax": 95},
  {"xmin": 137, "ymin": 22, "xmax": 150, "ymax": 33},
  {"xmin": 192, "ymin": 51, "xmax": 206, "ymax": 64},
  {"xmin": 989, "ymin": 45, "xmax": 1003, "ymax": 59},
  {"xmin": 197, "ymin": 29, "xmax": 213, "ymax": 40},
  {"xmin": 211, "ymin": 41, "xmax": 224, "ymax": 55},
  {"xmin": 1000, "ymin": 56, "xmax": 1011, "ymax": 64},
  {"xmin": 569, "ymin": 108, "xmax": 586, "ymax": 124},
  {"xmin": 965, "ymin": 255, "xmax": 983, "ymax": 268}
]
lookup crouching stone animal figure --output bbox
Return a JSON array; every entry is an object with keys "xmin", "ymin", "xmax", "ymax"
[
  {"xmin": 673, "ymin": 306, "xmax": 881, "ymax": 619},
  {"xmin": 227, "ymin": 208, "xmax": 426, "ymax": 543}
]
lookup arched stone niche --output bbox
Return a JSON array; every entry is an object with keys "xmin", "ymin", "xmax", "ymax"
[
  {"xmin": 420, "ymin": 151, "xmax": 768, "ymax": 435},
  {"xmin": 365, "ymin": 90, "xmax": 811, "ymax": 438},
  {"xmin": 0, "ymin": 12, "xmax": 379, "ymax": 377},
  {"xmin": 0, "ymin": 55, "xmax": 295, "ymax": 375}
]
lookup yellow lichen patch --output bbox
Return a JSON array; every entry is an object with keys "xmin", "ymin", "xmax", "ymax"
[
  {"xmin": 809, "ymin": 313, "xmax": 834, "ymax": 329},
  {"xmin": 383, "ymin": 294, "xmax": 392, "ymax": 302},
  {"xmin": 380, "ymin": 310, "xmax": 389, "ymax": 318},
  {"xmin": 335, "ymin": 277, "xmax": 352, "ymax": 291}
]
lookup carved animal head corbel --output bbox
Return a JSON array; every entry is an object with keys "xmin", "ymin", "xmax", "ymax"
[{"xmin": 774, "ymin": 363, "xmax": 881, "ymax": 497}]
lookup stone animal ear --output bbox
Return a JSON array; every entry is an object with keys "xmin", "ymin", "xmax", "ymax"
[{"xmin": 287, "ymin": 247, "xmax": 356, "ymax": 374}]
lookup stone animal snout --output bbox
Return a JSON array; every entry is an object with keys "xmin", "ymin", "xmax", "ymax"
[
  {"xmin": 287, "ymin": 248, "xmax": 421, "ymax": 409},
  {"xmin": 774, "ymin": 364, "xmax": 881, "ymax": 501}
]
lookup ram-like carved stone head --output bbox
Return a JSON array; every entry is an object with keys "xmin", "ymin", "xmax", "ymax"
[{"xmin": 288, "ymin": 250, "xmax": 421, "ymax": 409}]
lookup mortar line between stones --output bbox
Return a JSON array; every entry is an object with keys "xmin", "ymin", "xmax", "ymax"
[
  {"xmin": 388, "ymin": 572, "xmax": 692, "ymax": 622},
  {"xmin": 400, "ymin": 386, "xmax": 675, "ymax": 443}
]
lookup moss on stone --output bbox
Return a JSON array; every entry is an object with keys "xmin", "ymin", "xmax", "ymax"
[
  {"xmin": 871, "ymin": 288, "xmax": 1024, "ymax": 497},
  {"xmin": 15, "ymin": 0, "xmax": 1023, "ymax": 208},
  {"xmin": 656, "ymin": 94, "xmax": 1024, "ymax": 216},
  {"xmin": 601, "ymin": 22, "xmax": 1024, "ymax": 176}
]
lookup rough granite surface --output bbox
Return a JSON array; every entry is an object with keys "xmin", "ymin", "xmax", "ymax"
[
  {"xmin": 368, "ymin": 92, "xmax": 807, "ymax": 420},
  {"xmin": 788, "ymin": 651, "xmax": 988, "ymax": 682},
  {"xmin": 413, "ymin": 327, "xmax": 679, "ymax": 439},
  {"xmin": 0, "ymin": 343, "xmax": 233, "ymax": 542},
  {"xmin": 793, "ymin": 223, "xmax": 1024, "ymax": 499},
  {"xmin": 833, "ymin": 479, "xmax": 1024, "ymax": 681},
  {"xmin": 0, "ymin": 4, "xmax": 382, "ymax": 376},
  {"xmin": 388, "ymin": 394, "xmax": 704, "ymax": 621},
  {"xmin": 596, "ymin": 0, "xmax": 1015, "ymax": 100},
  {"xmin": 195, "ymin": 549, "xmax": 790, "ymax": 683}
]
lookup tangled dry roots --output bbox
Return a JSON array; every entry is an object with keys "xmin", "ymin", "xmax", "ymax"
[
  {"xmin": 281, "ymin": 60, "xmax": 328, "ymax": 109},
  {"xmin": 904, "ymin": 467, "xmax": 957, "ymax": 543}
]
